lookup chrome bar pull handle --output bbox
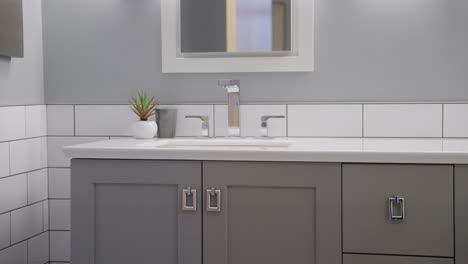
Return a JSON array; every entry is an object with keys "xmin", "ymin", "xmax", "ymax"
[
  {"xmin": 389, "ymin": 195, "xmax": 405, "ymax": 221},
  {"xmin": 207, "ymin": 188, "xmax": 221, "ymax": 212},
  {"xmin": 182, "ymin": 187, "xmax": 197, "ymax": 211}
]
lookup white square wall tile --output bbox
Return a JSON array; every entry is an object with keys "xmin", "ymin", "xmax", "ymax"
[
  {"xmin": 10, "ymin": 138, "xmax": 43, "ymax": 175},
  {"xmin": 0, "ymin": 241, "xmax": 27, "ymax": 264},
  {"xmin": 48, "ymin": 137, "xmax": 107, "ymax": 167},
  {"xmin": 43, "ymin": 201, "xmax": 48, "ymax": 232},
  {"xmin": 0, "ymin": 143, "xmax": 9, "ymax": 178},
  {"xmin": 288, "ymin": 105, "xmax": 363, "ymax": 137},
  {"xmin": 49, "ymin": 168, "xmax": 71, "ymax": 199},
  {"xmin": 11, "ymin": 203, "xmax": 44, "ymax": 244},
  {"xmin": 0, "ymin": 106, "xmax": 26, "ymax": 142},
  {"xmin": 50, "ymin": 231, "xmax": 70, "ymax": 262},
  {"xmin": 49, "ymin": 200, "xmax": 71, "ymax": 231},
  {"xmin": 364, "ymin": 104, "xmax": 443, "ymax": 138},
  {"xmin": 75, "ymin": 105, "xmax": 149, "ymax": 136},
  {"xmin": 27, "ymin": 169, "xmax": 48, "ymax": 204},
  {"xmin": 444, "ymin": 104, "xmax": 468, "ymax": 138},
  {"xmin": 215, "ymin": 105, "xmax": 287, "ymax": 137},
  {"xmin": 0, "ymin": 213, "xmax": 10, "ymax": 249},
  {"xmin": 47, "ymin": 105, "xmax": 75, "ymax": 136},
  {"xmin": 0, "ymin": 174, "xmax": 27, "ymax": 214},
  {"xmin": 27, "ymin": 232, "xmax": 49, "ymax": 264},
  {"xmin": 41, "ymin": 137, "xmax": 47, "ymax": 168},
  {"xmin": 159, "ymin": 105, "xmax": 214, "ymax": 137},
  {"xmin": 25, "ymin": 105, "xmax": 47, "ymax": 138}
]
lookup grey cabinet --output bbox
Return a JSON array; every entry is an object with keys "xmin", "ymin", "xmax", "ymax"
[
  {"xmin": 343, "ymin": 164, "xmax": 454, "ymax": 257},
  {"xmin": 71, "ymin": 159, "xmax": 202, "ymax": 264},
  {"xmin": 343, "ymin": 254, "xmax": 454, "ymax": 264},
  {"xmin": 203, "ymin": 161, "xmax": 342, "ymax": 264},
  {"xmin": 455, "ymin": 165, "xmax": 468, "ymax": 264}
]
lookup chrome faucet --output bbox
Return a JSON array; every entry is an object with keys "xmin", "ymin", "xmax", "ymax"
[
  {"xmin": 218, "ymin": 80, "xmax": 241, "ymax": 137},
  {"xmin": 185, "ymin": 115, "xmax": 209, "ymax": 137},
  {"xmin": 260, "ymin": 115, "xmax": 285, "ymax": 137}
]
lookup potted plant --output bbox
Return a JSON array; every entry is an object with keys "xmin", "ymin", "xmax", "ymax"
[{"xmin": 129, "ymin": 91, "xmax": 159, "ymax": 139}]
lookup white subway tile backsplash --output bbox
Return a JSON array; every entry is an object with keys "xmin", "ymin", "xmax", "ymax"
[
  {"xmin": 50, "ymin": 231, "xmax": 70, "ymax": 262},
  {"xmin": 49, "ymin": 200, "xmax": 70, "ymax": 231},
  {"xmin": 159, "ymin": 105, "xmax": 214, "ymax": 137},
  {"xmin": 0, "ymin": 143, "xmax": 9, "ymax": 178},
  {"xmin": 75, "ymin": 105, "xmax": 144, "ymax": 136},
  {"xmin": 11, "ymin": 203, "xmax": 44, "ymax": 244},
  {"xmin": 48, "ymin": 137, "xmax": 106, "ymax": 167},
  {"xmin": 364, "ymin": 104, "xmax": 443, "ymax": 138},
  {"xmin": 10, "ymin": 138, "xmax": 43, "ymax": 175},
  {"xmin": 27, "ymin": 169, "xmax": 48, "ymax": 204},
  {"xmin": 0, "ymin": 106, "xmax": 26, "ymax": 142},
  {"xmin": 0, "ymin": 242, "xmax": 27, "ymax": 264},
  {"xmin": 47, "ymin": 105, "xmax": 75, "ymax": 136},
  {"xmin": 27, "ymin": 232, "xmax": 49, "ymax": 264},
  {"xmin": 215, "ymin": 105, "xmax": 287, "ymax": 137},
  {"xmin": 0, "ymin": 213, "xmax": 10, "ymax": 249},
  {"xmin": 49, "ymin": 168, "xmax": 71, "ymax": 199},
  {"xmin": 25, "ymin": 106, "xmax": 47, "ymax": 138},
  {"xmin": 443, "ymin": 104, "xmax": 468, "ymax": 138},
  {"xmin": 0, "ymin": 174, "xmax": 27, "ymax": 214},
  {"xmin": 288, "ymin": 105, "xmax": 363, "ymax": 137}
]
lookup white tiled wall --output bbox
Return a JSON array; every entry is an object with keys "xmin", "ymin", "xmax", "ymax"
[
  {"xmin": 0, "ymin": 105, "xmax": 48, "ymax": 264},
  {"xmin": 363, "ymin": 104, "xmax": 443, "ymax": 138},
  {"xmin": 288, "ymin": 105, "xmax": 363, "ymax": 137},
  {"xmin": 444, "ymin": 104, "xmax": 468, "ymax": 138}
]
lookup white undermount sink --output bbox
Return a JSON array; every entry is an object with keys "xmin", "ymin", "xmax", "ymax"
[{"xmin": 141, "ymin": 138, "xmax": 295, "ymax": 148}]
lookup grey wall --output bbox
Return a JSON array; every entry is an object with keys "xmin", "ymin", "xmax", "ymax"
[
  {"xmin": 42, "ymin": 0, "xmax": 468, "ymax": 104},
  {"xmin": 0, "ymin": 0, "xmax": 44, "ymax": 106}
]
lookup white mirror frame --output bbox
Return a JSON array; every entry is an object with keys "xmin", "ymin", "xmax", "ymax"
[{"xmin": 161, "ymin": 0, "xmax": 314, "ymax": 73}]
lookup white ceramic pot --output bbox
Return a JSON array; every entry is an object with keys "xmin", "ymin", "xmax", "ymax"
[{"xmin": 132, "ymin": 121, "xmax": 158, "ymax": 139}]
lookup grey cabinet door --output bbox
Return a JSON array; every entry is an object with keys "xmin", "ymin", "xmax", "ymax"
[
  {"xmin": 455, "ymin": 165, "xmax": 468, "ymax": 264},
  {"xmin": 343, "ymin": 254, "xmax": 454, "ymax": 264},
  {"xmin": 343, "ymin": 164, "xmax": 454, "ymax": 257},
  {"xmin": 203, "ymin": 161, "xmax": 341, "ymax": 264},
  {"xmin": 71, "ymin": 159, "xmax": 202, "ymax": 264}
]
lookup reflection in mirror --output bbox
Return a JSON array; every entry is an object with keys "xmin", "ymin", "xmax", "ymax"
[{"xmin": 180, "ymin": 0, "xmax": 292, "ymax": 55}]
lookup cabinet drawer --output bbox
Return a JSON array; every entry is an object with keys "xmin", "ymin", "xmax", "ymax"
[
  {"xmin": 343, "ymin": 164, "xmax": 453, "ymax": 257},
  {"xmin": 344, "ymin": 254, "xmax": 453, "ymax": 264}
]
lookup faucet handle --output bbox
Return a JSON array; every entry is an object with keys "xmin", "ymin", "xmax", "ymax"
[
  {"xmin": 260, "ymin": 115, "xmax": 285, "ymax": 137},
  {"xmin": 185, "ymin": 115, "xmax": 210, "ymax": 137}
]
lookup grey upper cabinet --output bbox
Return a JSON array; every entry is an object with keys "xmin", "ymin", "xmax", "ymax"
[
  {"xmin": 455, "ymin": 166, "xmax": 468, "ymax": 264},
  {"xmin": 203, "ymin": 161, "xmax": 342, "ymax": 264},
  {"xmin": 343, "ymin": 164, "xmax": 454, "ymax": 257},
  {"xmin": 71, "ymin": 159, "xmax": 202, "ymax": 264}
]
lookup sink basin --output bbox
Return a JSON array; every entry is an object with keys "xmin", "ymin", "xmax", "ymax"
[{"xmin": 141, "ymin": 138, "xmax": 294, "ymax": 148}]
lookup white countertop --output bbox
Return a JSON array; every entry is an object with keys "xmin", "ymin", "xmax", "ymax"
[{"xmin": 63, "ymin": 138, "xmax": 468, "ymax": 164}]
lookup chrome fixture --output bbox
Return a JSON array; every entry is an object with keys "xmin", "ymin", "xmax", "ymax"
[
  {"xmin": 206, "ymin": 188, "xmax": 221, "ymax": 212},
  {"xmin": 389, "ymin": 195, "xmax": 405, "ymax": 221},
  {"xmin": 185, "ymin": 115, "xmax": 209, "ymax": 137},
  {"xmin": 218, "ymin": 80, "xmax": 241, "ymax": 137},
  {"xmin": 260, "ymin": 115, "xmax": 285, "ymax": 137},
  {"xmin": 182, "ymin": 187, "xmax": 197, "ymax": 211}
]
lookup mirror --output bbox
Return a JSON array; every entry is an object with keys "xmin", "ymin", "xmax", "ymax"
[
  {"xmin": 0, "ymin": 0, "xmax": 24, "ymax": 57},
  {"xmin": 161, "ymin": 0, "xmax": 313, "ymax": 72},
  {"xmin": 179, "ymin": 0, "xmax": 293, "ymax": 56}
]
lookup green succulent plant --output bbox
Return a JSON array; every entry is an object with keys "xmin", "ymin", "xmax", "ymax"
[{"xmin": 129, "ymin": 91, "xmax": 158, "ymax": 121}]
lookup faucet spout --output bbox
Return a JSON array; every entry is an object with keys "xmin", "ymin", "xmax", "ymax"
[{"xmin": 219, "ymin": 80, "xmax": 241, "ymax": 137}]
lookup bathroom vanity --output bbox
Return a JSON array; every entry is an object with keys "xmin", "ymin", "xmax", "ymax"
[{"xmin": 65, "ymin": 138, "xmax": 468, "ymax": 264}]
